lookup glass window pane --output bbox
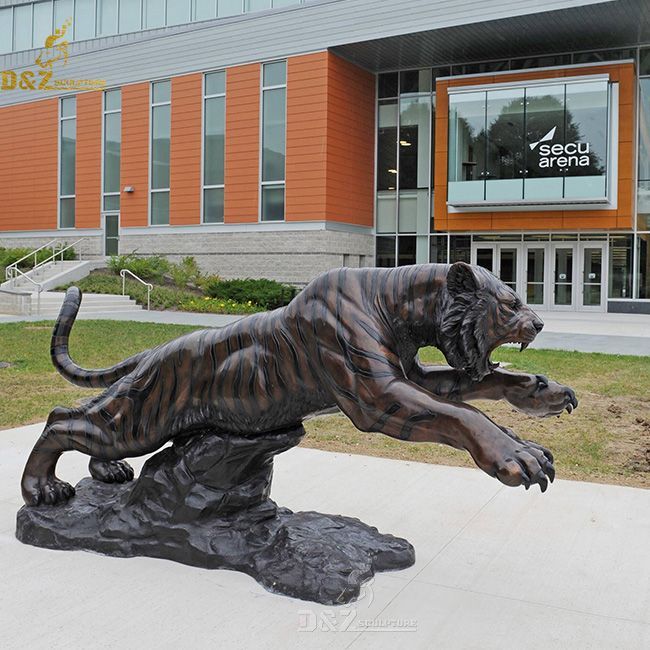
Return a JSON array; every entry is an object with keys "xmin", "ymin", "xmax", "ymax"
[
  {"xmin": 54, "ymin": 0, "xmax": 74, "ymax": 34},
  {"xmin": 397, "ymin": 236, "xmax": 416, "ymax": 266},
  {"xmin": 273, "ymin": 0, "xmax": 300, "ymax": 7},
  {"xmin": 639, "ymin": 79, "xmax": 650, "ymax": 182},
  {"xmin": 218, "ymin": 0, "xmax": 242, "ymax": 17},
  {"xmin": 0, "ymin": 8, "xmax": 12, "ymax": 55},
  {"xmin": 447, "ymin": 91, "xmax": 486, "ymax": 203},
  {"xmin": 194, "ymin": 0, "xmax": 217, "ymax": 20},
  {"xmin": 105, "ymin": 88, "xmax": 121, "ymax": 111},
  {"xmin": 641, "ymin": 49, "xmax": 650, "ymax": 76},
  {"xmin": 60, "ymin": 119, "xmax": 76, "ymax": 196},
  {"xmin": 104, "ymin": 194, "xmax": 120, "ymax": 210},
  {"xmin": 378, "ymin": 72, "xmax": 398, "ymax": 99},
  {"xmin": 144, "ymin": 0, "xmax": 165, "ymax": 28},
  {"xmin": 151, "ymin": 192, "xmax": 169, "ymax": 225},
  {"xmin": 119, "ymin": 0, "xmax": 142, "ymax": 32},
  {"xmin": 60, "ymin": 198, "xmax": 75, "ymax": 228},
  {"xmin": 104, "ymin": 112, "xmax": 121, "ymax": 194},
  {"xmin": 204, "ymin": 187, "xmax": 224, "ymax": 223},
  {"xmin": 377, "ymin": 100, "xmax": 397, "ymax": 191},
  {"xmin": 449, "ymin": 235, "xmax": 470, "ymax": 263},
  {"xmin": 33, "ymin": 2, "xmax": 53, "ymax": 50},
  {"xmin": 524, "ymin": 84, "xmax": 565, "ymax": 201},
  {"xmin": 399, "ymin": 96, "xmax": 430, "ymax": 190},
  {"xmin": 61, "ymin": 96, "xmax": 76, "ymax": 117},
  {"xmin": 205, "ymin": 71, "xmax": 225, "ymax": 96},
  {"xmin": 13, "ymin": 4, "xmax": 33, "ymax": 51},
  {"xmin": 608, "ymin": 235, "xmax": 633, "ymax": 299},
  {"xmin": 638, "ymin": 181, "xmax": 650, "ymax": 230},
  {"xmin": 430, "ymin": 235, "xmax": 447, "ymax": 264},
  {"xmin": 166, "ymin": 0, "xmax": 191, "ymax": 25},
  {"xmin": 152, "ymin": 80, "xmax": 170, "ymax": 103},
  {"xmin": 485, "ymin": 88, "xmax": 524, "ymax": 201},
  {"xmin": 261, "ymin": 185, "xmax": 285, "ymax": 221},
  {"xmin": 262, "ymin": 87, "xmax": 286, "ymax": 182},
  {"xmin": 637, "ymin": 234, "xmax": 650, "ymax": 299},
  {"xmin": 563, "ymin": 81, "xmax": 608, "ymax": 199},
  {"xmin": 398, "ymin": 189, "xmax": 428, "ymax": 234},
  {"xmin": 105, "ymin": 214, "xmax": 119, "ymax": 237},
  {"xmin": 98, "ymin": 0, "xmax": 118, "ymax": 35},
  {"xmin": 75, "ymin": 0, "xmax": 96, "ymax": 40},
  {"xmin": 152, "ymin": 104, "xmax": 170, "ymax": 189},
  {"xmin": 246, "ymin": 0, "xmax": 271, "ymax": 11},
  {"xmin": 263, "ymin": 61, "xmax": 286, "ymax": 87},
  {"xmin": 376, "ymin": 192, "xmax": 396, "ymax": 234},
  {"xmin": 400, "ymin": 69, "xmax": 431, "ymax": 94},
  {"xmin": 204, "ymin": 96, "xmax": 225, "ymax": 186},
  {"xmin": 376, "ymin": 236, "xmax": 396, "ymax": 267}
]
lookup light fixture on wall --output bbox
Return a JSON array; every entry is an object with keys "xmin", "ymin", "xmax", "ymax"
[{"xmin": 123, "ymin": 186, "xmax": 134, "ymax": 193}]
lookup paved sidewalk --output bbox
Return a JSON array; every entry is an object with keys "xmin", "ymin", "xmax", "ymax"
[
  {"xmin": 1, "ymin": 306, "xmax": 649, "ymax": 355},
  {"xmin": 1, "ymin": 422, "xmax": 649, "ymax": 649}
]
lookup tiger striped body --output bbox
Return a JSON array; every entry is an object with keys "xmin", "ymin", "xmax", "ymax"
[{"xmin": 22, "ymin": 262, "xmax": 578, "ymax": 506}]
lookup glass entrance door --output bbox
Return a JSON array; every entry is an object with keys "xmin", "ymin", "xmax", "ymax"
[
  {"xmin": 472, "ymin": 243, "xmax": 523, "ymax": 296},
  {"xmin": 104, "ymin": 214, "xmax": 119, "ymax": 256},
  {"xmin": 525, "ymin": 246, "xmax": 546, "ymax": 308},
  {"xmin": 580, "ymin": 243, "xmax": 606, "ymax": 311},
  {"xmin": 552, "ymin": 244, "xmax": 576, "ymax": 310}
]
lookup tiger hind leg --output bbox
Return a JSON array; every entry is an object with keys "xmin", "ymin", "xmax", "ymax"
[
  {"xmin": 88, "ymin": 458, "xmax": 134, "ymax": 483},
  {"xmin": 21, "ymin": 408, "xmax": 126, "ymax": 506}
]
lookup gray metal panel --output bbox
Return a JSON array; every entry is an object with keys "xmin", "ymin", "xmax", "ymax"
[{"xmin": 0, "ymin": 0, "xmax": 627, "ymax": 107}]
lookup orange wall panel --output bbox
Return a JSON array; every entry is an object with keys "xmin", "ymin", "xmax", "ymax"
[
  {"xmin": 120, "ymin": 83, "xmax": 149, "ymax": 227},
  {"xmin": 75, "ymin": 91, "xmax": 102, "ymax": 229},
  {"xmin": 285, "ymin": 52, "xmax": 329, "ymax": 221},
  {"xmin": 0, "ymin": 100, "xmax": 58, "ymax": 232},
  {"xmin": 224, "ymin": 64, "xmax": 259, "ymax": 223},
  {"xmin": 434, "ymin": 62, "xmax": 636, "ymax": 232},
  {"xmin": 325, "ymin": 53, "xmax": 375, "ymax": 227},
  {"xmin": 170, "ymin": 74, "xmax": 202, "ymax": 226}
]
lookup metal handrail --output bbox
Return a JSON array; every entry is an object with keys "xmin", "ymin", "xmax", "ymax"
[
  {"xmin": 120, "ymin": 269, "xmax": 153, "ymax": 311},
  {"xmin": 5, "ymin": 239, "xmax": 58, "ymax": 281},
  {"xmin": 31, "ymin": 237, "xmax": 84, "ymax": 273},
  {"xmin": 6, "ymin": 268, "xmax": 42, "ymax": 314}
]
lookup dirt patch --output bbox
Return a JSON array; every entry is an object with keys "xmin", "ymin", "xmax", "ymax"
[{"xmin": 0, "ymin": 361, "xmax": 14, "ymax": 369}]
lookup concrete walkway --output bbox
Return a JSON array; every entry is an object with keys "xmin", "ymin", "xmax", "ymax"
[
  {"xmin": 1, "ymin": 422, "xmax": 649, "ymax": 649},
  {"xmin": 1, "ymin": 306, "xmax": 649, "ymax": 355}
]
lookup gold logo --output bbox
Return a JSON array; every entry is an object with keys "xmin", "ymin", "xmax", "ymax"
[{"xmin": 1, "ymin": 19, "xmax": 106, "ymax": 92}]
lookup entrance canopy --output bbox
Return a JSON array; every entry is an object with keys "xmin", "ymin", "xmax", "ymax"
[{"xmin": 331, "ymin": 0, "xmax": 650, "ymax": 71}]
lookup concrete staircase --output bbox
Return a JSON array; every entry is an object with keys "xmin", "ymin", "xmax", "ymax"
[
  {"xmin": 29, "ymin": 292, "xmax": 142, "ymax": 318},
  {"xmin": 1, "ymin": 259, "xmax": 105, "ymax": 293}
]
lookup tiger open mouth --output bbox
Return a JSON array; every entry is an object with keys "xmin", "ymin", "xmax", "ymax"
[{"xmin": 476, "ymin": 331, "xmax": 539, "ymax": 380}]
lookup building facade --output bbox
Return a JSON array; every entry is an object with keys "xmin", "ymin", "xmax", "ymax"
[{"xmin": 0, "ymin": 0, "xmax": 649, "ymax": 312}]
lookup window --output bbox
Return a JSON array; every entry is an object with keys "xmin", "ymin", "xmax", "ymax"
[
  {"xmin": 73, "ymin": 0, "xmax": 95, "ymax": 39},
  {"xmin": 97, "ymin": 0, "xmax": 118, "ymax": 36},
  {"xmin": 103, "ymin": 89, "xmax": 122, "ymax": 212},
  {"xmin": 261, "ymin": 61, "xmax": 286, "ymax": 221},
  {"xmin": 203, "ymin": 71, "xmax": 225, "ymax": 223},
  {"xmin": 0, "ymin": 8, "xmax": 12, "ymax": 55},
  {"xmin": 639, "ymin": 78, "xmax": 650, "ymax": 230},
  {"xmin": 218, "ymin": 0, "xmax": 243, "ymax": 17},
  {"xmin": 448, "ymin": 79, "xmax": 611, "ymax": 205},
  {"xmin": 608, "ymin": 235, "xmax": 633, "ymax": 299},
  {"xmin": 167, "ymin": 0, "xmax": 191, "ymax": 25},
  {"xmin": 119, "ymin": 0, "xmax": 142, "ymax": 32},
  {"xmin": 33, "ymin": 2, "xmax": 53, "ymax": 49},
  {"xmin": 14, "ymin": 4, "xmax": 33, "ymax": 51},
  {"xmin": 144, "ymin": 0, "xmax": 165, "ymax": 28},
  {"xmin": 60, "ymin": 96, "xmax": 77, "ymax": 229},
  {"xmin": 375, "ymin": 70, "xmax": 435, "ymax": 266},
  {"xmin": 638, "ymin": 234, "xmax": 650, "ymax": 299},
  {"xmin": 194, "ymin": 0, "xmax": 217, "ymax": 20},
  {"xmin": 151, "ymin": 80, "xmax": 171, "ymax": 225}
]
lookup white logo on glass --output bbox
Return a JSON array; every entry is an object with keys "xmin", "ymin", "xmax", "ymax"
[{"xmin": 529, "ymin": 126, "xmax": 591, "ymax": 169}]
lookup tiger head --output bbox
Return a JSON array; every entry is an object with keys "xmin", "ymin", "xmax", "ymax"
[{"xmin": 437, "ymin": 262, "xmax": 544, "ymax": 382}]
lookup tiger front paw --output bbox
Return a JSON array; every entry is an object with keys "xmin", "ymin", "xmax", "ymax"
[
  {"xmin": 22, "ymin": 474, "xmax": 75, "ymax": 506},
  {"xmin": 505, "ymin": 373, "xmax": 578, "ymax": 418}
]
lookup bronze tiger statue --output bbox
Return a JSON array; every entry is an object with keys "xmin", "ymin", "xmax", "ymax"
[{"xmin": 21, "ymin": 262, "xmax": 578, "ymax": 506}]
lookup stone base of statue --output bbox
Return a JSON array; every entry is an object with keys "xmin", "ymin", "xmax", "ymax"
[{"xmin": 16, "ymin": 425, "xmax": 415, "ymax": 605}]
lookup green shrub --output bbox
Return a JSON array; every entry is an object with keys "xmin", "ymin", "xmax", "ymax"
[
  {"xmin": 107, "ymin": 253, "xmax": 170, "ymax": 282},
  {"xmin": 201, "ymin": 277, "xmax": 297, "ymax": 310},
  {"xmin": 169, "ymin": 256, "xmax": 202, "ymax": 288},
  {"xmin": 58, "ymin": 273, "xmax": 265, "ymax": 315}
]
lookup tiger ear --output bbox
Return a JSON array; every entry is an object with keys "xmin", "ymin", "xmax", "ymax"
[{"xmin": 447, "ymin": 262, "xmax": 479, "ymax": 296}]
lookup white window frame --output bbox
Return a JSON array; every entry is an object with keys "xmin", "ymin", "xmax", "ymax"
[
  {"xmin": 149, "ymin": 79, "xmax": 171, "ymax": 226},
  {"xmin": 102, "ymin": 87, "xmax": 122, "ymax": 214},
  {"xmin": 202, "ymin": 70, "xmax": 226, "ymax": 224},
  {"xmin": 58, "ymin": 95, "xmax": 77, "ymax": 229}
]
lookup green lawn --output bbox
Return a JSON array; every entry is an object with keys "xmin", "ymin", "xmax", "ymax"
[{"xmin": 1, "ymin": 320, "xmax": 648, "ymax": 488}]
